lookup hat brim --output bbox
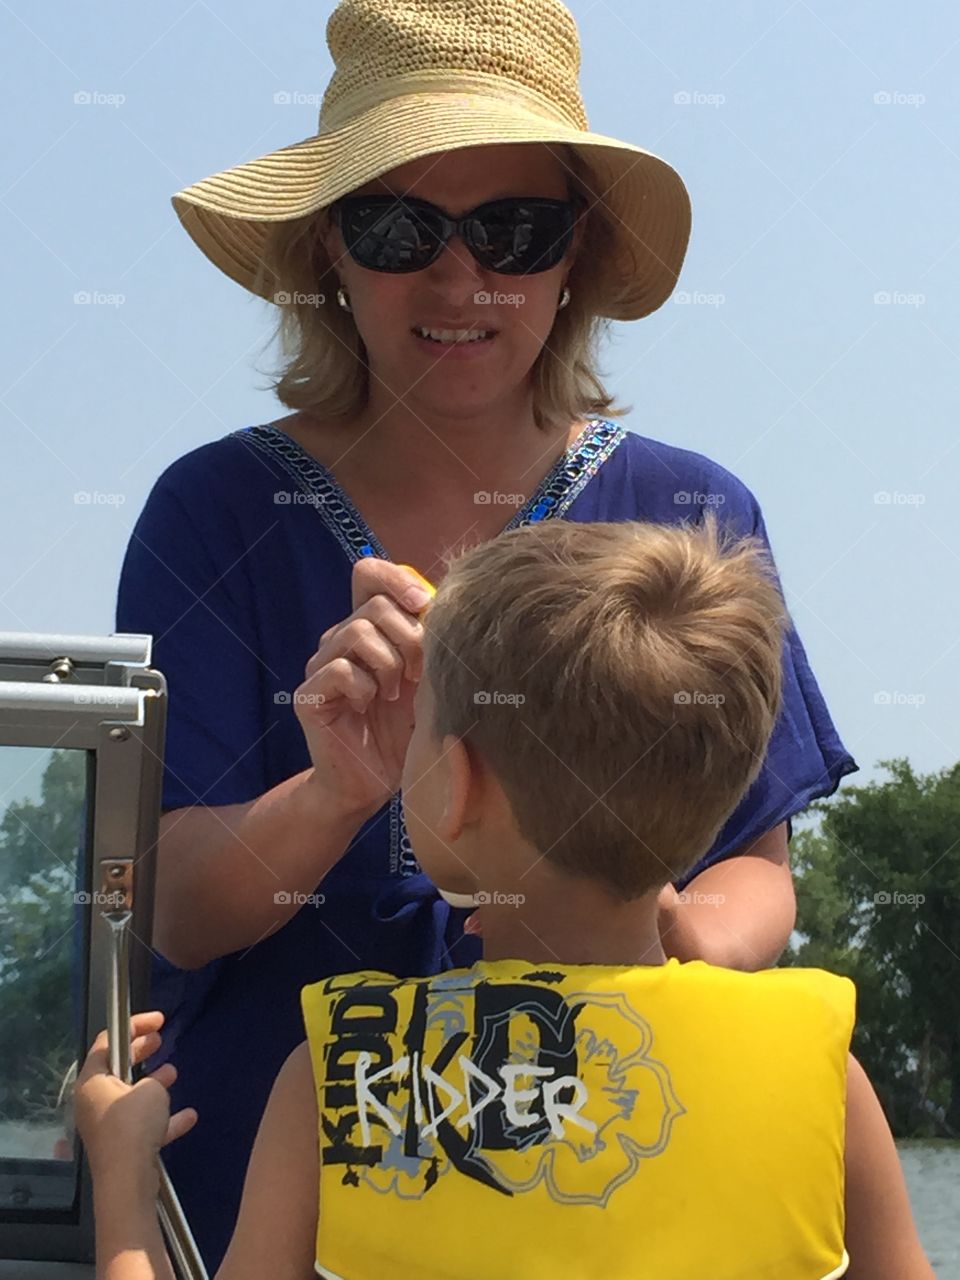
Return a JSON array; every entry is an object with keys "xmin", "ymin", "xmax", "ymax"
[{"xmin": 171, "ymin": 92, "xmax": 691, "ymax": 321}]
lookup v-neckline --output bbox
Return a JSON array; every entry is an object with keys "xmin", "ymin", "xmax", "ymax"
[{"xmin": 236, "ymin": 416, "xmax": 626, "ymax": 566}]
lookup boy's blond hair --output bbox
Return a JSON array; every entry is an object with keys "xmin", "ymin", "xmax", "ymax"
[{"xmin": 422, "ymin": 516, "xmax": 787, "ymax": 899}]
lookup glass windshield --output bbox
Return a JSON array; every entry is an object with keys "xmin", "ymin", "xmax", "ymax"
[{"xmin": 0, "ymin": 746, "xmax": 89, "ymax": 1211}]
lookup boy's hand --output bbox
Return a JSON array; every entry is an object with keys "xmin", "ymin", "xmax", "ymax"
[{"xmin": 74, "ymin": 1010, "xmax": 198, "ymax": 1183}]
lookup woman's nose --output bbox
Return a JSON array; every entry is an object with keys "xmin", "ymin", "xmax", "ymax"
[{"xmin": 423, "ymin": 235, "xmax": 487, "ymax": 303}]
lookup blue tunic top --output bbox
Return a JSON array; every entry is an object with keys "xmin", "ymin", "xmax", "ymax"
[{"xmin": 116, "ymin": 417, "xmax": 857, "ymax": 1273}]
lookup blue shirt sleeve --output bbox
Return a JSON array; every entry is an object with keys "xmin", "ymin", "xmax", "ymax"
[
  {"xmin": 675, "ymin": 472, "xmax": 858, "ymax": 888},
  {"xmin": 115, "ymin": 449, "xmax": 271, "ymax": 812}
]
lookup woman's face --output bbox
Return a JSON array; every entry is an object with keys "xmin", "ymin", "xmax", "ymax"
[{"xmin": 321, "ymin": 143, "xmax": 584, "ymax": 415}]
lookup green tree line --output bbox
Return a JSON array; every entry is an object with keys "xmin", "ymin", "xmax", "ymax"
[{"xmin": 785, "ymin": 758, "xmax": 960, "ymax": 1137}]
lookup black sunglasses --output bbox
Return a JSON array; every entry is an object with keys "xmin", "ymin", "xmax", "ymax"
[{"xmin": 330, "ymin": 193, "xmax": 581, "ymax": 275}]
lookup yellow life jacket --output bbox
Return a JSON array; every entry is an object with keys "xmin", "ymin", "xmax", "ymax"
[{"xmin": 300, "ymin": 957, "xmax": 855, "ymax": 1280}]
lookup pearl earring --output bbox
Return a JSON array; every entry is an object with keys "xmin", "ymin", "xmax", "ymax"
[
  {"xmin": 558, "ymin": 286, "xmax": 571, "ymax": 310},
  {"xmin": 337, "ymin": 286, "xmax": 352, "ymax": 313}
]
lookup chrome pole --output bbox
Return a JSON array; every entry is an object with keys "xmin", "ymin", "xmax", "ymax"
[{"xmin": 100, "ymin": 858, "xmax": 209, "ymax": 1280}]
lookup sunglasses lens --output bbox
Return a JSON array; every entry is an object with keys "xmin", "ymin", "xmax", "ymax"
[
  {"xmin": 467, "ymin": 200, "xmax": 575, "ymax": 275},
  {"xmin": 338, "ymin": 199, "xmax": 443, "ymax": 272},
  {"xmin": 336, "ymin": 197, "xmax": 576, "ymax": 274}
]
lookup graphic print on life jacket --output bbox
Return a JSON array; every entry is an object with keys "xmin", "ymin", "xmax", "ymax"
[{"xmin": 316, "ymin": 969, "xmax": 685, "ymax": 1207}]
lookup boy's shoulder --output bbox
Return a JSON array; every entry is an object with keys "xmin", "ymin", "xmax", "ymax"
[
  {"xmin": 282, "ymin": 1038, "xmax": 315, "ymax": 1084},
  {"xmin": 271, "ymin": 1040, "xmax": 317, "ymax": 1133}
]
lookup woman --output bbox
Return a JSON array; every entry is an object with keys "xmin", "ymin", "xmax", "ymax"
[{"xmin": 115, "ymin": 0, "xmax": 857, "ymax": 1269}]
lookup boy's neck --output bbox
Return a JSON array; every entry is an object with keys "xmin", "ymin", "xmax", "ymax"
[{"xmin": 474, "ymin": 877, "xmax": 667, "ymax": 968}]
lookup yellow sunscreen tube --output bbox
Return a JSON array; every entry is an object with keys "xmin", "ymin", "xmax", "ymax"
[{"xmin": 397, "ymin": 564, "xmax": 436, "ymax": 616}]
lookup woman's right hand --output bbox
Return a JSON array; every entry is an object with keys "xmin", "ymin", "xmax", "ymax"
[{"xmin": 294, "ymin": 559, "xmax": 435, "ymax": 819}]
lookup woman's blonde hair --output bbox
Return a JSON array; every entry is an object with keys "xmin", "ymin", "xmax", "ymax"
[
  {"xmin": 421, "ymin": 514, "xmax": 787, "ymax": 900},
  {"xmin": 251, "ymin": 145, "xmax": 631, "ymax": 432}
]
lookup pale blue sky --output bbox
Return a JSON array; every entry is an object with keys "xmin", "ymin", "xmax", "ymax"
[{"xmin": 1, "ymin": 0, "xmax": 958, "ymax": 790}]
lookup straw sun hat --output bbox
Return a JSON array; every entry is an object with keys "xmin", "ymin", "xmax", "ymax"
[{"xmin": 171, "ymin": 0, "xmax": 691, "ymax": 321}]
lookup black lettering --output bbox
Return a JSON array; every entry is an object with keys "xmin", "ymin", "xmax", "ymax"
[
  {"xmin": 321, "ymin": 1110, "xmax": 381, "ymax": 1167},
  {"xmin": 472, "ymin": 982, "xmax": 582, "ymax": 1150},
  {"xmin": 321, "ymin": 983, "xmax": 402, "ymax": 1166}
]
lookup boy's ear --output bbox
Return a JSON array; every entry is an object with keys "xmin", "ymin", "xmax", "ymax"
[{"xmin": 436, "ymin": 734, "xmax": 476, "ymax": 843}]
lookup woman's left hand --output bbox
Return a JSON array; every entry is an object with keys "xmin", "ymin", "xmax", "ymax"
[
  {"xmin": 656, "ymin": 882, "xmax": 699, "ymax": 958},
  {"xmin": 74, "ymin": 1010, "xmax": 198, "ymax": 1182},
  {"xmin": 656, "ymin": 882, "xmax": 680, "ymax": 920}
]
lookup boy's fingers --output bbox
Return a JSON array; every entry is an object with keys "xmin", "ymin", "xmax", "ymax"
[
  {"xmin": 164, "ymin": 1108, "xmax": 198, "ymax": 1146},
  {"xmin": 87, "ymin": 1013, "xmax": 163, "ymax": 1055},
  {"xmin": 148, "ymin": 1063, "xmax": 177, "ymax": 1087},
  {"xmin": 130, "ymin": 1030, "xmax": 162, "ymax": 1066},
  {"xmin": 77, "ymin": 1039, "xmax": 110, "ymax": 1083},
  {"xmin": 88, "ymin": 1028, "xmax": 110, "ymax": 1056},
  {"xmin": 130, "ymin": 1011, "xmax": 164, "ymax": 1034},
  {"xmin": 78, "ymin": 1013, "xmax": 166, "ymax": 1083}
]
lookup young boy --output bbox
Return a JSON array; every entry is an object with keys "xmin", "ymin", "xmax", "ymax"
[{"xmin": 76, "ymin": 517, "xmax": 934, "ymax": 1279}]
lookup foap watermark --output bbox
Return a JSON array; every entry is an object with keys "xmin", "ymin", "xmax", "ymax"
[
  {"xmin": 674, "ymin": 690, "xmax": 725, "ymax": 706},
  {"xmin": 74, "ymin": 890, "xmax": 127, "ymax": 907},
  {"xmin": 275, "ymin": 690, "xmax": 327, "ymax": 707},
  {"xmin": 273, "ymin": 290, "xmax": 325, "ymax": 307},
  {"xmin": 674, "ymin": 90, "xmax": 726, "ymax": 108},
  {"xmin": 74, "ymin": 90, "xmax": 126, "ymax": 108},
  {"xmin": 474, "ymin": 890, "xmax": 525, "ymax": 906},
  {"xmin": 674, "ymin": 290, "xmax": 725, "ymax": 308},
  {"xmin": 673, "ymin": 490, "xmax": 726, "ymax": 507},
  {"xmin": 274, "ymin": 489, "xmax": 327, "ymax": 506},
  {"xmin": 474, "ymin": 690, "xmax": 526, "ymax": 707},
  {"xmin": 74, "ymin": 490, "xmax": 126, "ymax": 506},
  {"xmin": 874, "ymin": 290, "xmax": 925, "ymax": 308},
  {"xmin": 273, "ymin": 90, "xmax": 324, "ymax": 108},
  {"xmin": 74, "ymin": 291, "xmax": 125, "ymax": 308},
  {"xmin": 676, "ymin": 890, "xmax": 726, "ymax": 907},
  {"xmin": 874, "ymin": 890, "xmax": 925, "ymax": 906},
  {"xmin": 474, "ymin": 290, "xmax": 524, "ymax": 307},
  {"xmin": 274, "ymin": 890, "xmax": 326, "ymax": 907},
  {"xmin": 873, "ymin": 691, "xmax": 926, "ymax": 708},
  {"xmin": 73, "ymin": 692, "xmax": 131, "ymax": 708},
  {"xmin": 873, "ymin": 91, "xmax": 925, "ymax": 108},
  {"xmin": 474, "ymin": 490, "xmax": 525, "ymax": 507},
  {"xmin": 873, "ymin": 490, "xmax": 925, "ymax": 506}
]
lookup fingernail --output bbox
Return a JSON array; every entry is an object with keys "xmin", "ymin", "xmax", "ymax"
[{"xmin": 402, "ymin": 586, "xmax": 433, "ymax": 611}]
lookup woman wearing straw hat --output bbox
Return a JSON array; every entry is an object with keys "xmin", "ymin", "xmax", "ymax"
[{"xmin": 115, "ymin": 0, "xmax": 856, "ymax": 1269}]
